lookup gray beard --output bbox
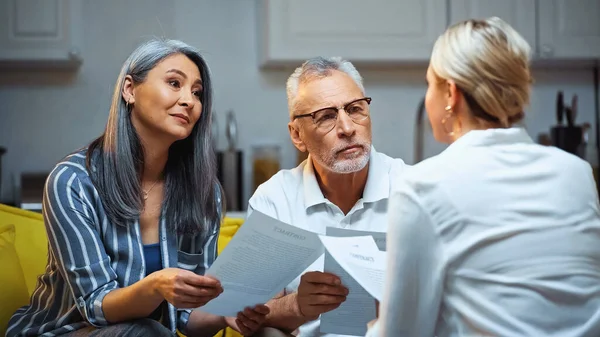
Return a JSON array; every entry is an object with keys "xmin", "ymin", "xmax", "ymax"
[{"xmin": 312, "ymin": 145, "xmax": 371, "ymax": 174}]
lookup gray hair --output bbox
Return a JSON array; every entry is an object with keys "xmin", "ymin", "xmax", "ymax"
[
  {"xmin": 87, "ymin": 38, "xmax": 222, "ymax": 237},
  {"xmin": 286, "ymin": 56, "xmax": 365, "ymax": 118}
]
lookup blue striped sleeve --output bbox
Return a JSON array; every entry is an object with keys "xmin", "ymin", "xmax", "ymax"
[{"xmin": 43, "ymin": 165, "xmax": 119, "ymax": 327}]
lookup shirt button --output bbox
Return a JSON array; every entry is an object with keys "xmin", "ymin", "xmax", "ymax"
[
  {"xmin": 77, "ymin": 298, "xmax": 85, "ymax": 307},
  {"xmin": 161, "ymin": 236, "xmax": 167, "ymax": 241}
]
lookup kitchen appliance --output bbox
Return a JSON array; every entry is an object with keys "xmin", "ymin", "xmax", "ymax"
[
  {"xmin": 216, "ymin": 110, "xmax": 244, "ymax": 211},
  {"xmin": 0, "ymin": 147, "xmax": 5, "ymax": 202},
  {"xmin": 19, "ymin": 172, "xmax": 48, "ymax": 212},
  {"xmin": 414, "ymin": 97, "xmax": 426, "ymax": 163},
  {"xmin": 550, "ymin": 91, "xmax": 585, "ymax": 158}
]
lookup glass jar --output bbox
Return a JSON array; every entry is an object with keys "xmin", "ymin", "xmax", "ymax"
[{"xmin": 252, "ymin": 144, "xmax": 281, "ymax": 193}]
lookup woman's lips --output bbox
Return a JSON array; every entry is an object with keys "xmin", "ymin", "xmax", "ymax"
[{"xmin": 170, "ymin": 114, "xmax": 190, "ymax": 124}]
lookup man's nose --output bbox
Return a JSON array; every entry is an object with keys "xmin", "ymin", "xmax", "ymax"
[{"xmin": 336, "ymin": 109, "xmax": 356, "ymax": 137}]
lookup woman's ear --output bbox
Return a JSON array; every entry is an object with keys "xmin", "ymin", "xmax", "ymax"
[
  {"xmin": 122, "ymin": 75, "xmax": 135, "ymax": 104},
  {"xmin": 288, "ymin": 121, "xmax": 307, "ymax": 153},
  {"xmin": 446, "ymin": 80, "xmax": 459, "ymax": 110}
]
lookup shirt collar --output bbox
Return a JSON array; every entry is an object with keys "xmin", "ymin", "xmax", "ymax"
[
  {"xmin": 445, "ymin": 127, "xmax": 534, "ymax": 153},
  {"xmin": 303, "ymin": 146, "xmax": 389, "ymax": 210}
]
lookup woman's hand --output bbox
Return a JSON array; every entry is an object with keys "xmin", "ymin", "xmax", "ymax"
[
  {"xmin": 225, "ymin": 304, "xmax": 270, "ymax": 336},
  {"xmin": 152, "ymin": 268, "xmax": 223, "ymax": 309}
]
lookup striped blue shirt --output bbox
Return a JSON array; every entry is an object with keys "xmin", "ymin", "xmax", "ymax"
[{"xmin": 6, "ymin": 150, "xmax": 221, "ymax": 336}]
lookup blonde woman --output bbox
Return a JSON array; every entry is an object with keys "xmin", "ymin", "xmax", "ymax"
[{"xmin": 367, "ymin": 17, "xmax": 600, "ymax": 336}]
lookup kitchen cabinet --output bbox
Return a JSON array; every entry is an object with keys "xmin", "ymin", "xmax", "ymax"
[
  {"xmin": 449, "ymin": 0, "xmax": 536, "ymax": 53},
  {"xmin": 450, "ymin": 0, "xmax": 600, "ymax": 60},
  {"xmin": 257, "ymin": 0, "xmax": 448, "ymax": 67},
  {"xmin": 0, "ymin": 0, "xmax": 83, "ymax": 69},
  {"xmin": 259, "ymin": 0, "xmax": 600, "ymax": 67},
  {"xmin": 538, "ymin": 0, "xmax": 600, "ymax": 59}
]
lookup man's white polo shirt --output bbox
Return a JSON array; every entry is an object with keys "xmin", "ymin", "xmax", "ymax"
[{"xmin": 247, "ymin": 147, "xmax": 407, "ymax": 337}]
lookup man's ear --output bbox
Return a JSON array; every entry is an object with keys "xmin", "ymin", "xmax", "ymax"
[
  {"xmin": 288, "ymin": 121, "xmax": 307, "ymax": 153},
  {"xmin": 122, "ymin": 75, "xmax": 136, "ymax": 104}
]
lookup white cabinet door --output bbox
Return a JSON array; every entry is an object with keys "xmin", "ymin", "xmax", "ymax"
[
  {"xmin": 0, "ymin": 0, "xmax": 83, "ymax": 69},
  {"xmin": 449, "ymin": 0, "xmax": 536, "ymax": 54},
  {"xmin": 258, "ymin": 0, "xmax": 447, "ymax": 67},
  {"xmin": 538, "ymin": 0, "xmax": 600, "ymax": 59}
]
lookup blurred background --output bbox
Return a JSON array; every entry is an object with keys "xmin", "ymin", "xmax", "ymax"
[{"xmin": 0, "ymin": 0, "xmax": 599, "ymax": 214}]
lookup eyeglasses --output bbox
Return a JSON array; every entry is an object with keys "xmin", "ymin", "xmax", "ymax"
[{"xmin": 293, "ymin": 97, "xmax": 372, "ymax": 132}]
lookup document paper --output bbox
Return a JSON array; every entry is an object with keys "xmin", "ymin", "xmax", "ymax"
[
  {"xmin": 199, "ymin": 210, "xmax": 324, "ymax": 317},
  {"xmin": 320, "ymin": 227, "xmax": 386, "ymax": 336},
  {"xmin": 319, "ymin": 235, "xmax": 386, "ymax": 301}
]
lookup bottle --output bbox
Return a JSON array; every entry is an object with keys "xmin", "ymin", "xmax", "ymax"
[{"xmin": 252, "ymin": 145, "xmax": 281, "ymax": 193}]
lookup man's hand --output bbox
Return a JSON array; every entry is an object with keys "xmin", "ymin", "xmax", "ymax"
[
  {"xmin": 225, "ymin": 304, "xmax": 270, "ymax": 336},
  {"xmin": 296, "ymin": 271, "xmax": 348, "ymax": 319}
]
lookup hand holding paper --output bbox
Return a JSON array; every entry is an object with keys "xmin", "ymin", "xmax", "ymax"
[
  {"xmin": 320, "ymin": 228, "xmax": 387, "ymax": 336},
  {"xmin": 198, "ymin": 211, "xmax": 324, "ymax": 317},
  {"xmin": 296, "ymin": 271, "xmax": 349, "ymax": 319},
  {"xmin": 319, "ymin": 235, "xmax": 386, "ymax": 301},
  {"xmin": 224, "ymin": 304, "xmax": 270, "ymax": 336},
  {"xmin": 153, "ymin": 268, "xmax": 223, "ymax": 309}
]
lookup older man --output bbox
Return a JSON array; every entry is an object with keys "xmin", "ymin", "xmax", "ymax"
[{"xmin": 248, "ymin": 57, "xmax": 406, "ymax": 337}]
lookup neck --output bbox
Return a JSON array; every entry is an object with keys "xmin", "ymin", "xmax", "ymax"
[
  {"xmin": 450, "ymin": 110, "xmax": 494, "ymax": 143},
  {"xmin": 137, "ymin": 135, "xmax": 170, "ymax": 184},
  {"xmin": 142, "ymin": 145, "xmax": 168, "ymax": 182},
  {"xmin": 131, "ymin": 117, "xmax": 172, "ymax": 182},
  {"xmin": 313, "ymin": 162, "xmax": 369, "ymax": 215}
]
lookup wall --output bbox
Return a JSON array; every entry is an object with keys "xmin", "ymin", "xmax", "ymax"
[{"xmin": 0, "ymin": 0, "xmax": 598, "ymax": 207}]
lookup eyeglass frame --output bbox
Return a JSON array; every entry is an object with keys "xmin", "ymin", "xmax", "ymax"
[{"xmin": 292, "ymin": 97, "xmax": 372, "ymax": 130}]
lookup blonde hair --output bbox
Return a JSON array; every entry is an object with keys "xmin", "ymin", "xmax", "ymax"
[{"xmin": 430, "ymin": 17, "xmax": 533, "ymax": 127}]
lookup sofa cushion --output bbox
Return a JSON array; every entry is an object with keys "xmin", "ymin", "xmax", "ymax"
[
  {"xmin": 0, "ymin": 204, "xmax": 47, "ymax": 295},
  {"xmin": 0, "ymin": 224, "xmax": 30, "ymax": 336}
]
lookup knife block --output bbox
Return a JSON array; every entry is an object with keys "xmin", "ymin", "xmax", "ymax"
[
  {"xmin": 550, "ymin": 125, "xmax": 584, "ymax": 158},
  {"xmin": 217, "ymin": 150, "xmax": 243, "ymax": 211}
]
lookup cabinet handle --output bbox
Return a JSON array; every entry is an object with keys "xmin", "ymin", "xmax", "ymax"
[
  {"xmin": 68, "ymin": 48, "xmax": 82, "ymax": 62},
  {"xmin": 540, "ymin": 44, "xmax": 554, "ymax": 58}
]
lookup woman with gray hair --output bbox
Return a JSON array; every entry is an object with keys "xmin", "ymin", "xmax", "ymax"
[
  {"xmin": 367, "ymin": 17, "xmax": 600, "ymax": 336},
  {"xmin": 6, "ymin": 39, "xmax": 268, "ymax": 337}
]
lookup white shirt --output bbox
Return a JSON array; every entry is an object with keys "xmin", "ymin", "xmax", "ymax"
[
  {"xmin": 248, "ymin": 147, "xmax": 406, "ymax": 337},
  {"xmin": 367, "ymin": 127, "xmax": 600, "ymax": 337}
]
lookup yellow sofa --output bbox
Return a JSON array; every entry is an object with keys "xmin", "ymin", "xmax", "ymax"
[{"xmin": 0, "ymin": 204, "xmax": 244, "ymax": 337}]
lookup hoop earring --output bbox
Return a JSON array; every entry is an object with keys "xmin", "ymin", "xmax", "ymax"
[{"xmin": 441, "ymin": 105, "xmax": 455, "ymax": 137}]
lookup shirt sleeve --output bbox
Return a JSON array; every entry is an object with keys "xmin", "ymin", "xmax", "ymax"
[
  {"xmin": 366, "ymin": 184, "xmax": 444, "ymax": 337},
  {"xmin": 246, "ymin": 184, "xmax": 280, "ymax": 219},
  {"xmin": 43, "ymin": 165, "xmax": 119, "ymax": 327}
]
